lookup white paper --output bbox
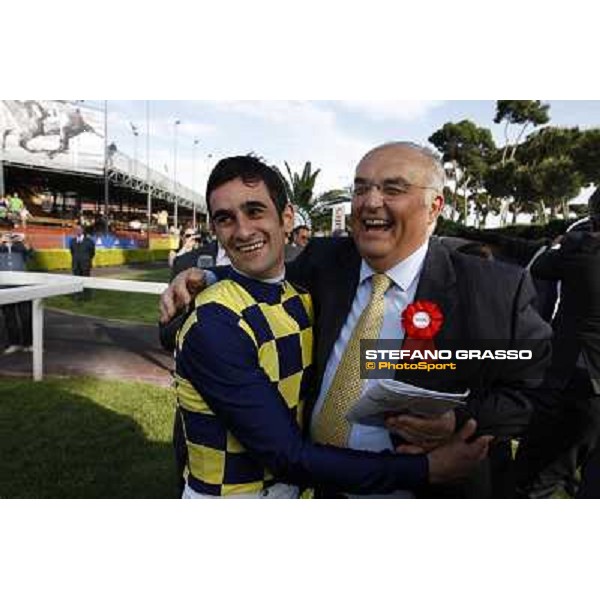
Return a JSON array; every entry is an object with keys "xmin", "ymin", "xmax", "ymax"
[{"xmin": 346, "ymin": 379, "xmax": 470, "ymax": 427}]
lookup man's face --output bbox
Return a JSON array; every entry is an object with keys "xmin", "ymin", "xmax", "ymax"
[
  {"xmin": 209, "ymin": 177, "xmax": 293, "ymax": 279},
  {"xmin": 183, "ymin": 229, "xmax": 198, "ymax": 244},
  {"xmin": 294, "ymin": 228, "xmax": 311, "ymax": 247},
  {"xmin": 75, "ymin": 226, "xmax": 83, "ymax": 237},
  {"xmin": 351, "ymin": 145, "xmax": 443, "ymax": 272}
]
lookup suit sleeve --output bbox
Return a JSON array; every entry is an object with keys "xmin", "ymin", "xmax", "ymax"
[
  {"xmin": 530, "ymin": 244, "xmax": 566, "ymax": 281},
  {"xmin": 465, "ymin": 271, "xmax": 553, "ymax": 439},
  {"xmin": 178, "ymin": 302, "xmax": 428, "ymax": 493},
  {"xmin": 89, "ymin": 240, "xmax": 95, "ymax": 260},
  {"xmin": 285, "ymin": 239, "xmax": 316, "ymax": 290},
  {"xmin": 158, "ymin": 265, "xmax": 231, "ymax": 351}
]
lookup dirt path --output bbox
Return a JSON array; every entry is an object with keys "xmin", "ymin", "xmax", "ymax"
[{"xmin": 0, "ymin": 308, "xmax": 173, "ymax": 387}]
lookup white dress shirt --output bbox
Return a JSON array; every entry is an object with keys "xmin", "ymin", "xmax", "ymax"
[{"xmin": 310, "ymin": 241, "xmax": 429, "ymax": 497}]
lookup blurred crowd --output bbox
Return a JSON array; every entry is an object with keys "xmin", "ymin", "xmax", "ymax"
[{"xmin": 0, "ymin": 193, "xmax": 31, "ymax": 228}]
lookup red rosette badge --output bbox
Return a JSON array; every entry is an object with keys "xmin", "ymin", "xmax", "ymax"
[{"xmin": 401, "ymin": 300, "xmax": 444, "ymax": 356}]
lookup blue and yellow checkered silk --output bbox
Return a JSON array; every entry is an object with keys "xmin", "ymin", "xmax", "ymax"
[
  {"xmin": 312, "ymin": 273, "xmax": 392, "ymax": 447},
  {"xmin": 175, "ymin": 275, "xmax": 314, "ymax": 496}
]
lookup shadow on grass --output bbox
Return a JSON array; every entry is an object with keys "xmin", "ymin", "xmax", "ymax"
[
  {"xmin": 0, "ymin": 380, "xmax": 178, "ymax": 498},
  {"xmin": 94, "ymin": 321, "xmax": 171, "ymax": 374}
]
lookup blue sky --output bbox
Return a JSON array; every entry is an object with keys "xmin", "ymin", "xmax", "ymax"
[{"xmin": 93, "ymin": 100, "xmax": 599, "ymax": 198}]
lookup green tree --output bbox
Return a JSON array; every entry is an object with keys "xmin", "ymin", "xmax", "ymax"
[
  {"xmin": 516, "ymin": 127, "xmax": 582, "ymax": 220},
  {"xmin": 429, "ymin": 120, "xmax": 496, "ymax": 224},
  {"xmin": 275, "ymin": 161, "xmax": 348, "ymax": 229},
  {"xmin": 534, "ymin": 156, "xmax": 583, "ymax": 220},
  {"xmin": 516, "ymin": 126, "xmax": 581, "ymax": 165},
  {"xmin": 485, "ymin": 161, "xmax": 541, "ymax": 224},
  {"xmin": 494, "ymin": 100, "xmax": 550, "ymax": 162},
  {"xmin": 572, "ymin": 128, "xmax": 600, "ymax": 185}
]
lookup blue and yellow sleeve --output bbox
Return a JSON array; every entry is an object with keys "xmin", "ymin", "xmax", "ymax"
[{"xmin": 178, "ymin": 302, "xmax": 429, "ymax": 494}]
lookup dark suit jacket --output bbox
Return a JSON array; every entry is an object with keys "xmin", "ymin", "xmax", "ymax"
[
  {"xmin": 532, "ymin": 231, "xmax": 600, "ymax": 392},
  {"xmin": 286, "ymin": 236, "xmax": 552, "ymax": 441},
  {"xmin": 69, "ymin": 236, "xmax": 95, "ymax": 273}
]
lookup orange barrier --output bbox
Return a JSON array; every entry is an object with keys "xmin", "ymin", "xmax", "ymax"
[{"xmin": 1, "ymin": 223, "xmax": 174, "ymax": 251}]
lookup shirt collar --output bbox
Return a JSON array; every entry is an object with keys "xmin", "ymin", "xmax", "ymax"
[
  {"xmin": 228, "ymin": 266, "xmax": 286, "ymax": 304},
  {"xmin": 359, "ymin": 240, "xmax": 429, "ymax": 292}
]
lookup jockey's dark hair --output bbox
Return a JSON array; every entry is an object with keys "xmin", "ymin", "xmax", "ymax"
[{"xmin": 206, "ymin": 154, "xmax": 288, "ymax": 218}]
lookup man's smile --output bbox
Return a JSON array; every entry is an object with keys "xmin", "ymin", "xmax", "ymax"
[
  {"xmin": 361, "ymin": 217, "xmax": 393, "ymax": 232},
  {"xmin": 235, "ymin": 239, "xmax": 267, "ymax": 254}
]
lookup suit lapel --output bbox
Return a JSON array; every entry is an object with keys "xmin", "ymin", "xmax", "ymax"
[
  {"xmin": 394, "ymin": 238, "xmax": 465, "ymax": 390},
  {"xmin": 317, "ymin": 241, "xmax": 361, "ymax": 383},
  {"xmin": 410, "ymin": 238, "xmax": 460, "ymax": 345}
]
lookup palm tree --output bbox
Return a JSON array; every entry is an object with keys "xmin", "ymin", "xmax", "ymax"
[{"xmin": 275, "ymin": 161, "xmax": 349, "ymax": 228}]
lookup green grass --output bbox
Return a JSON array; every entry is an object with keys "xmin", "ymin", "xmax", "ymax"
[
  {"xmin": 108, "ymin": 267, "xmax": 171, "ymax": 283},
  {"xmin": 45, "ymin": 267, "xmax": 171, "ymax": 324},
  {"xmin": 0, "ymin": 377, "xmax": 178, "ymax": 498}
]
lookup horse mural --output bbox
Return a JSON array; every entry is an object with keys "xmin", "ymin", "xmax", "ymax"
[{"xmin": 1, "ymin": 100, "xmax": 102, "ymax": 159}]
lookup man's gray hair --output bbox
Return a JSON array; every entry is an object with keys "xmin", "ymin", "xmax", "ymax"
[{"xmin": 366, "ymin": 141, "xmax": 446, "ymax": 196}]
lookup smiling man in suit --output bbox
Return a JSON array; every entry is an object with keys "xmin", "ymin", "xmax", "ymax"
[{"xmin": 161, "ymin": 142, "xmax": 552, "ymax": 498}]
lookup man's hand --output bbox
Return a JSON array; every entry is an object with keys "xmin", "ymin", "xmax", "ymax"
[
  {"xmin": 159, "ymin": 267, "xmax": 206, "ymax": 323},
  {"xmin": 427, "ymin": 419, "xmax": 493, "ymax": 484},
  {"xmin": 386, "ymin": 410, "xmax": 456, "ymax": 452}
]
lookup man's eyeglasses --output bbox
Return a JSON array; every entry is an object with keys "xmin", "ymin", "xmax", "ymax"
[{"xmin": 352, "ymin": 178, "xmax": 441, "ymax": 199}]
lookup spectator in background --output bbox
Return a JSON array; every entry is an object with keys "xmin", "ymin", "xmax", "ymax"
[
  {"xmin": 169, "ymin": 227, "xmax": 201, "ymax": 269},
  {"xmin": 0, "ymin": 197, "xmax": 9, "ymax": 223},
  {"xmin": 0, "ymin": 231, "xmax": 34, "ymax": 354},
  {"xmin": 515, "ymin": 188, "xmax": 600, "ymax": 498},
  {"xmin": 286, "ymin": 224, "xmax": 311, "ymax": 261},
  {"xmin": 19, "ymin": 205, "xmax": 32, "ymax": 228},
  {"xmin": 8, "ymin": 193, "xmax": 24, "ymax": 224},
  {"xmin": 94, "ymin": 211, "xmax": 108, "ymax": 234},
  {"xmin": 128, "ymin": 219, "xmax": 143, "ymax": 231},
  {"xmin": 292, "ymin": 225, "xmax": 311, "ymax": 248},
  {"xmin": 69, "ymin": 225, "xmax": 96, "ymax": 301},
  {"xmin": 156, "ymin": 210, "xmax": 169, "ymax": 234}
]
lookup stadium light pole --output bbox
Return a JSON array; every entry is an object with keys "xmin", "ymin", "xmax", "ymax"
[
  {"xmin": 103, "ymin": 100, "xmax": 109, "ymax": 234},
  {"xmin": 173, "ymin": 119, "xmax": 181, "ymax": 231},
  {"xmin": 130, "ymin": 121, "xmax": 139, "ymax": 177},
  {"xmin": 192, "ymin": 138, "xmax": 199, "ymax": 230},
  {"xmin": 146, "ymin": 101, "xmax": 152, "ymax": 247}
]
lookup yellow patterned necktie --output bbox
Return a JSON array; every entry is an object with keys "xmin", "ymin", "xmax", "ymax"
[{"xmin": 312, "ymin": 273, "xmax": 392, "ymax": 447}]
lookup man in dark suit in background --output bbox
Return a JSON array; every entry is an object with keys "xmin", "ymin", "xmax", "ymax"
[
  {"xmin": 286, "ymin": 224, "xmax": 311, "ymax": 261},
  {"xmin": 161, "ymin": 142, "xmax": 552, "ymax": 498},
  {"xmin": 69, "ymin": 225, "xmax": 96, "ymax": 300},
  {"xmin": 515, "ymin": 189, "xmax": 600, "ymax": 498}
]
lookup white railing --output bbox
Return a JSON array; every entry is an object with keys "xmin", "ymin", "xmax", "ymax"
[{"xmin": 0, "ymin": 272, "xmax": 167, "ymax": 381}]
